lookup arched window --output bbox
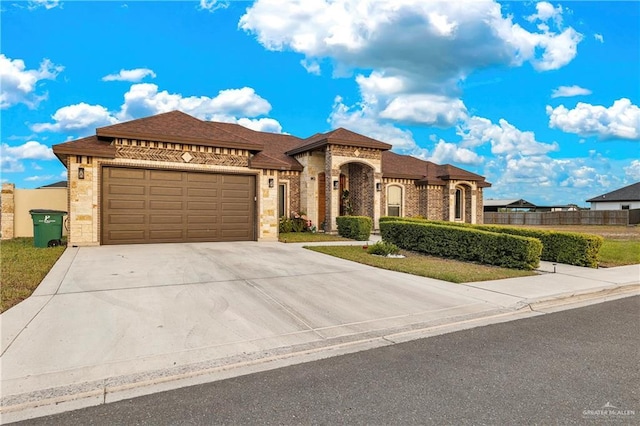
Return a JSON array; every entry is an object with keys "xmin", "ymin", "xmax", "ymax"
[
  {"xmin": 387, "ymin": 185, "xmax": 402, "ymax": 217},
  {"xmin": 455, "ymin": 188, "xmax": 463, "ymax": 220}
]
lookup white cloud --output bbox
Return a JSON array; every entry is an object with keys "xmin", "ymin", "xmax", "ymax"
[
  {"xmin": 28, "ymin": 0, "xmax": 61, "ymax": 10},
  {"xmin": 32, "ymin": 84, "xmax": 283, "ymax": 136},
  {"xmin": 240, "ymin": 0, "xmax": 582, "ymax": 84},
  {"xmin": 624, "ymin": 160, "xmax": 640, "ymax": 180},
  {"xmin": 551, "ymin": 85, "xmax": 592, "ymax": 98},
  {"xmin": 526, "ymin": 2, "xmax": 563, "ymax": 27},
  {"xmin": 379, "ymin": 94, "xmax": 468, "ymax": 127},
  {"xmin": 428, "ymin": 140, "xmax": 483, "ymax": 165},
  {"xmin": 32, "ymin": 103, "xmax": 118, "ymax": 133},
  {"xmin": 0, "ymin": 141, "xmax": 55, "ymax": 173},
  {"xmin": 0, "ymin": 54, "xmax": 64, "ymax": 109},
  {"xmin": 300, "ymin": 59, "xmax": 321, "ymax": 75},
  {"xmin": 594, "ymin": 33, "xmax": 604, "ymax": 43},
  {"xmin": 198, "ymin": 0, "xmax": 228, "ymax": 13},
  {"xmin": 118, "ymin": 84, "xmax": 272, "ymax": 121},
  {"xmin": 547, "ymin": 98, "xmax": 640, "ymax": 140},
  {"xmin": 329, "ymin": 96, "xmax": 418, "ymax": 152},
  {"xmin": 458, "ymin": 116, "xmax": 559, "ymax": 158},
  {"xmin": 102, "ymin": 68, "xmax": 156, "ymax": 82}
]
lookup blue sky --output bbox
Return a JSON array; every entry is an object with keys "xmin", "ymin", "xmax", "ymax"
[{"xmin": 1, "ymin": 0, "xmax": 639, "ymax": 206}]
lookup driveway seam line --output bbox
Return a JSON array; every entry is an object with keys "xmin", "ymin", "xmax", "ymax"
[{"xmin": 243, "ymin": 279, "xmax": 325, "ymax": 339}]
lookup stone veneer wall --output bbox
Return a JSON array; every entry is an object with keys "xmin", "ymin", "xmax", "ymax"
[
  {"xmin": 258, "ymin": 169, "xmax": 278, "ymax": 241},
  {"xmin": 294, "ymin": 151, "xmax": 325, "ymax": 226},
  {"xmin": 68, "ymin": 155, "xmax": 99, "ymax": 246},
  {"xmin": 1, "ymin": 183, "xmax": 15, "ymax": 240},
  {"xmin": 476, "ymin": 188, "xmax": 484, "ymax": 224}
]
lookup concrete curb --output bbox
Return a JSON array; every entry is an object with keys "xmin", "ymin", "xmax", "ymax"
[
  {"xmin": 2, "ymin": 284, "xmax": 638, "ymax": 424},
  {"xmin": 518, "ymin": 283, "xmax": 640, "ymax": 312}
]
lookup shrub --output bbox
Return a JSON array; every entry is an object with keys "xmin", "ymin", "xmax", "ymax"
[
  {"xmin": 367, "ymin": 241, "xmax": 400, "ymax": 256},
  {"xmin": 336, "ymin": 216, "xmax": 372, "ymax": 241},
  {"xmin": 279, "ymin": 217, "xmax": 293, "ymax": 233},
  {"xmin": 381, "ymin": 217, "xmax": 602, "ymax": 268},
  {"xmin": 380, "ymin": 219, "xmax": 542, "ymax": 270}
]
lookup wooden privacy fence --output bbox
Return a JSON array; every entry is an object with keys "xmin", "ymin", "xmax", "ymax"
[{"xmin": 484, "ymin": 210, "xmax": 640, "ymax": 226}]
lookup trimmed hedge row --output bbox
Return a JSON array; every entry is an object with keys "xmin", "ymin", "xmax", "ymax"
[
  {"xmin": 380, "ymin": 219, "xmax": 542, "ymax": 270},
  {"xmin": 336, "ymin": 216, "xmax": 372, "ymax": 241},
  {"xmin": 379, "ymin": 217, "xmax": 603, "ymax": 268}
]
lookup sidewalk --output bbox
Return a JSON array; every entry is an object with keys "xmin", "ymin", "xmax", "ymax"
[{"xmin": 1, "ymin": 240, "xmax": 638, "ymax": 424}]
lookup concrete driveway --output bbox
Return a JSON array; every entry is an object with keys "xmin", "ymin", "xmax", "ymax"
[{"xmin": 2, "ymin": 241, "xmax": 638, "ymax": 421}]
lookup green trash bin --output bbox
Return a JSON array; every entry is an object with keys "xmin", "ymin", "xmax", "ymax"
[{"xmin": 29, "ymin": 209, "xmax": 67, "ymax": 248}]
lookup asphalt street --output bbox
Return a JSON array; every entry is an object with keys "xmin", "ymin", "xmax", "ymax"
[{"xmin": 14, "ymin": 296, "xmax": 640, "ymax": 425}]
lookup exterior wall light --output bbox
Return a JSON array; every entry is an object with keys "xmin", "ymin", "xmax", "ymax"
[
  {"xmin": 78, "ymin": 167, "xmax": 85, "ymax": 180},
  {"xmin": 333, "ymin": 180, "xmax": 339, "ymax": 190},
  {"xmin": 268, "ymin": 178, "xmax": 274, "ymax": 188},
  {"xmin": 376, "ymin": 182, "xmax": 381, "ymax": 191}
]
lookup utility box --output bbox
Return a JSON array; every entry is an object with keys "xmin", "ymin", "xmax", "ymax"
[{"xmin": 29, "ymin": 209, "xmax": 67, "ymax": 248}]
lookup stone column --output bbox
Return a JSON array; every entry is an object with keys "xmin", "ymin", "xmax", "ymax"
[
  {"xmin": 1, "ymin": 183, "xmax": 15, "ymax": 240},
  {"xmin": 470, "ymin": 183, "xmax": 477, "ymax": 224}
]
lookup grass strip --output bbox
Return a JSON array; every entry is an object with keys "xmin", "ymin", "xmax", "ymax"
[
  {"xmin": 306, "ymin": 245, "xmax": 536, "ymax": 283},
  {"xmin": 1, "ymin": 238, "xmax": 66, "ymax": 313},
  {"xmin": 279, "ymin": 232, "xmax": 350, "ymax": 243}
]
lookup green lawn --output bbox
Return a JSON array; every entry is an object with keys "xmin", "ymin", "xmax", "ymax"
[
  {"xmin": 599, "ymin": 240, "xmax": 640, "ymax": 267},
  {"xmin": 306, "ymin": 245, "xmax": 536, "ymax": 283},
  {"xmin": 279, "ymin": 232, "xmax": 350, "ymax": 243},
  {"xmin": 1, "ymin": 238, "xmax": 66, "ymax": 313}
]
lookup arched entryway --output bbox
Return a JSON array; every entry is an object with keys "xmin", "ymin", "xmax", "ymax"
[{"xmin": 338, "ymin": 162, "xmax": 375, "ymax": 218}]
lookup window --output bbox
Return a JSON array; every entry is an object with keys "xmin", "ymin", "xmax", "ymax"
[
  {"xmin": 622, "ymin": 204, "xmax": 630, "ymax": 210},
  {"xmin": 387, "ymin": 185, "xmax": 402, "ymax": 217},
  {"xmin": 278, "ymin": 184, "xmax": 286, "ymax": 217},
  {"xmin": 455, "ymin": 188, "xmax": 463, "ymax": 220}
]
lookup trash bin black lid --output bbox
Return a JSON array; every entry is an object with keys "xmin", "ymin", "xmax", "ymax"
[{"xmin": 29, "ymin": 209, "xmax": 68, "ymax": 214}]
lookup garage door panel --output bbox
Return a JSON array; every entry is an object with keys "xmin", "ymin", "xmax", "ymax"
[
  {"xmin": 107, "ymin": 230, "xmax": 146, "ymax": 241},
  {"xmin": 108, "ymin": 168, "xmax": 146, "ymax": 180},
  {"xmin": 149, "ymin": 170, "xmax": 183, "ymax": 181},
  {"xmin": 108, "ymin": 199, "xmax": 145, "ymax": 210},
  {"xmin": 149, "ymin": 200, "xmax": 183, "ymax": 210},
  {"xmin": 102, "ymin": 167, "xmax": 255, "ymax": 244},
  {"xmin": 149, "ymin": 230, "xmax": 184, "ymax": 240},
  {"xmin": 107, "ymin": 214, "xmax": 145, "ymax": 225},
  {"xmin": 187, "ymin": 188, "xmax": 217, "ymax": 197},
  {"xmin": 108, "ymin": 184, "xmax": 146, "ymax": 196},
  {"xmin": 150, "ymin": 215, "xmax": 183, "ymax": 224},
  {"xmin": 150, "ymin": 186, "xmax": 183, "ymax": 196},
  {"xmin": 187, "ymin": 215, "xmax": 217, "ymax": 224}
]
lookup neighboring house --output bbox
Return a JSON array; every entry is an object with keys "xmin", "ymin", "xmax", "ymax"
[
  {"xmin": 483, "ymin": 199, "xmax": 536, "ymax": 212},
  {"xmin": 52, "ymin": 111, "xmax": 490, "ymax": 246},
  {"xmin": 37, "ymin": 180, "xmax": 68, "ymax": 189},
  {"xmin": 586, "ymin": 182, "xmax": 640, "ymax": 211}
]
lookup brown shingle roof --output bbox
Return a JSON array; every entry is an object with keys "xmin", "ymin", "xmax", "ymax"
[
  {"xmin": 52, "ymin": 135, "xmax": 116, "ymax": 162},
  {"xmin": 209, "ymin": 122, "xmax": 303, "ymax": 171},
  {"xmin": 382, "ymin": 151, "xmax": 490, "ymax": 187},
  {"xmin": 96, "ymin": 111, "xmax": 264, "ymax": 151},
  {"xmin": 287, "ymin": 127, "xmax": 392, "ymax": 155}
]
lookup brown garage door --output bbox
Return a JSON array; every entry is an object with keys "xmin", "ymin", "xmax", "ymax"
[{"xmin": 101, "ymin": 167, "xmax": 255, "ymax": 245}]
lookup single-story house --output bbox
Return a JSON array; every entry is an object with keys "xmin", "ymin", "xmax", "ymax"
[
  {"xmin": 483, "ymin": 199, "xmax": 536, "ymax": 212},
  {"xmin": 52, "ymin": 111, "xmax": 490, "ymax": 246},
  {"xmin": 586, "ymin": 182, "xmax": 640, "ymax": 211}
]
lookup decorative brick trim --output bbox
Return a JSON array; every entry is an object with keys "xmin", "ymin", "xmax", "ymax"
[
  {"xmin": 116, "ymin": 146, "xmax": 249, "ymax": 167},
  {"xmin": 329, "ymin": 145, "xmax": 382, "ymax": 160}
]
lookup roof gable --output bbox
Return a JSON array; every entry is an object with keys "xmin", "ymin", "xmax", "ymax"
[
  {"xmin": 287, "ymin": 127, "xmax": 392, "ymax": 155},
  {"xmin": 96, "ymin": 111, "xmax": 263, "ymax": 151},
  {"xmin": 586, "ymin": 182, "xmax": 640, "ymax": 202}
]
